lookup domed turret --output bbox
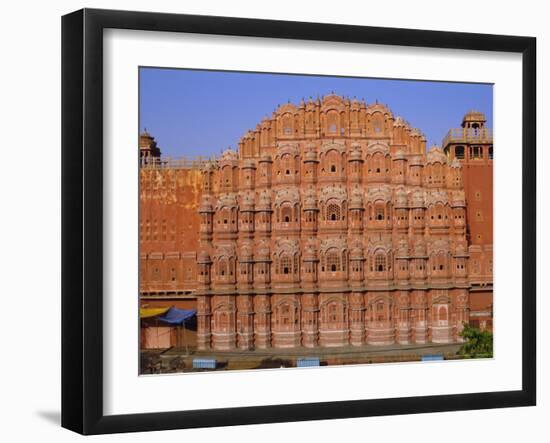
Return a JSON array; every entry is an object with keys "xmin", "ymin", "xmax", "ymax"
[
  {"xmin": 197, "ymin": 250, "xmax": 212, "ymax": 264},
  {"xmin": 139, "ymin": 129, "xmax": 161, "ymax": 161},
  {"xmin": 461, "ymin": 110, "xmax": 486, "ymax": 129}
]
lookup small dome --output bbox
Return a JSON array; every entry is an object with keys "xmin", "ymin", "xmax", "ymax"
[
  {"xmin": 393, "ymin": 149, "xmax": 406, "ymax": 161},
  {"xmin": 242, "ymin": 159, "xmax": 256, "ymax": 169},
  {"xmin": 259, "ymin": 153, "xmax": 273, "ymax": 163},
  {"xmin": 410, "ymin": 190, "xmax": 425, "ymax": 208},
  {"xmin": 394, "ymin": 188, "xmax": 408, "ymax": 208},
  {"xmin": 197, "ymin": 250, "xmax": 211, "ymax": 264},
  {"xmin": 303, "ymin": 189, "xmax": 318, "ymax": 209},
  {"xmin": 396, "ymin": 239, "xmax": 409, "ymax": 257},
  {"xmin": 366, "ymin": 102, "xmax": 393, "ymax": 117},
  {"xmin": 216, "ymin": 193, "xmax": 238, "ymax": 210},
  {"xmin": 454, "ymin": 243, "xmax": 468, "ymax": 257},
  {"xmin": 413, "ymin": 240, "xmax": 427, "ymax": 257},
  {"xmin": 349, "ymin": 247, "xmax": 364, "ymax": 260},
  {"xmin": 239, "ymin": 243, "xmax": 254, "ymax": 261},
  {"xmin": 303, "ymin": 243, "xmax": 318, "ymax": 261},
  {"xmin": 220, "ymin": 149, "xmax": 239, "ymax": 162},
  {"xmin": 427, "ymin": 146, "xmax": 447, "ymax": 164},
  {"xmin": 202, "ymin": 160, "xmax": 217, "ymax": 172},
  {"xmin": 462, "ymin": 110, "xmax": 486, "ymax": 125},
  {"xmin": 348, "ymin": 145, "xmax": 363, "ymax": 161},
  {"xmin": 451, "ymin": 191, "xmax": 466, "ymax": 207},
  {"xmin": 255, "ymin": 243, "xmax": 271, "ymax": 260},
  {"xmin": 239, "ymin": 193, "xmax": 255, "ymax": 210},
  {"xmin": 393, "ymin": 116, "xmax": 406, "ymax": 127},
  {"xmin": 304, "ymin": 149, "xmax": 318, "ymax": 162},
  {"xmin": 198, "ymin": 195, "xmax": 214, "ymax": 213}
]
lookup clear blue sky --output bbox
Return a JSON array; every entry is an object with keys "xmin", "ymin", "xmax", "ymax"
[{"xmin": 139, "ymin": 67, "xmax": 493, "ymax": 158}]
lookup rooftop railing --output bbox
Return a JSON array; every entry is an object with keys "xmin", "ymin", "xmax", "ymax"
[
  {"xmin": 442, "ymin": 127, "xmax": 493, "ymax": 147},
  {"xmin": 139, "ymin": 155, "xmax": 218, "ymax": 169}
]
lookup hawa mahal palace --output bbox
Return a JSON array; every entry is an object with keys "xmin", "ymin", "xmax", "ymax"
[{"xmin": 139, "ymin": 94, "xmax": 493, "ymax": 351}]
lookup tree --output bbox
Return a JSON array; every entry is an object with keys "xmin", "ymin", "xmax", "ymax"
[{"xmin": 457, "ymin": 323, "xmax": 493, "ymax": 358}]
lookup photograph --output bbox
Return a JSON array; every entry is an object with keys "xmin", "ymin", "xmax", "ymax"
[{"xmin": 138, "ymin": 68, "xmax": 494, "ymax": 374}]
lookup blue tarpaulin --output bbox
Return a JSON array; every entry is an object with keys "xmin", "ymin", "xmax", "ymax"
[
  {"xmin": 421, "ymin": 354, "xmax": 444, "ymax": 361},
  {"xmin": 158, "ymin": 308, "xmax": 196, "ymax": 325},
  {"xmin": 193, "ymin": 359, "xmax": 217, "ymax": 369},
  {"xmin": 296, "ymin": 358, "xmax": 320, "ymax": 367}
]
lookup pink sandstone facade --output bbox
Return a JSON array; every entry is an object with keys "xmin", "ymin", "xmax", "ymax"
[{"xmin": 139, "ymin": 95, "xmax": 493, "ymax": 351}]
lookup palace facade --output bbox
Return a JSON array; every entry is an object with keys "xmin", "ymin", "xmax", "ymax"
[{"xmin": 139, "ymin": 95, "xmax": 493, "ymax": 350}]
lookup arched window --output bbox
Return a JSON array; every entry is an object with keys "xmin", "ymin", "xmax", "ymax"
[
  {"xmin": 218, "ymin": 259, "xmax": 227, "ymax": 277},
  {"xmin": 372, "ymin": 113, "xmax": 384, "ymax": 134},
  {"xmin": 280, "ymin": 256, "xmax": 292, "ymax": 274},
  {"xmin": 282, "ymin": 114, "xmax": 293, "ymax": 135},
  {"xmin": 327, "ymin": 111, "xmax": 338, "ymax": 134},
  {"xmin": 326, "ymin": 250, "xmax": 341, "ymax": 272},
  {"xmin": 281, "ymin": 206, "xmax": 292, "ymax": 223},
  {"xmin": 282, "ymin": 154, "xmax": 293, "ymax": 175},
  {"xmin": 327, "ymin": 203, "xmax": 341, "ymax": 221},
  {"xmin": 329, "ymin": 303, "xmax": 338, "ymax": 322},
  {"xmin": 375, "ymin": 205, "xmax": 385, "ymax": 221},
  {"xmin": 375, "ymin": 254, "xmax": 386, "ymax": 272},
  {"xmin": 223, "ymin": 166, "xmax": 231, "ymax": 183},
  {"xmin": 438, "ymin": 305, "xmax": 448, "ymax": 321}
]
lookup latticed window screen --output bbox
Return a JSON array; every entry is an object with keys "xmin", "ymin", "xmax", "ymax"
[
  {"xmin": 375, "ymin": 206, "xmax": 385, "ymax": 220},
  {"xmin": 283, "ymin": 155, "xmax": 292, "ymax": 174},
  {"xmin": 281, "ymin": 206, "xmax": 292, "ymax": 223},
  {"xmin": 280, "ymin": 256, "xmax": 292, "ymax": 274},
  {"xmin": 375, "ymin": 254, "xmax": 386, "ymax": 272},
  {"xmin": 326, "ymin": 251, "xmax": 341, "ymax": 272},
  {"xmin": 327, "ymin": 203, "xmax": 341, "ymax": 221},
  {"xmin": 218, "ymin": 260, "xmax": 227, "ymax": 276}
]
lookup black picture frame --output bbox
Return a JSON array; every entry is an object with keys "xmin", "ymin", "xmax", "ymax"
[{"xmin": 61, "ymin": 8, "xmax": 536, "ymax": 435}]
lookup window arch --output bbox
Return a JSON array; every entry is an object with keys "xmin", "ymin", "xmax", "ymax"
[
  {"xmin": 222, "ymin": 166, "xmax": 232, "ymax": 186},
  {"xmin": 375, "ymin": 204, "xmax": 385, "ymax": 221},
  {"xmin": 324, "ymin": 149, "xmax": 341, "ymax": 175},
  {"xmin": 371, "ymin": 113, "xmax": 385, "ymax": 134},
  {"xmin": 437, "ymin": 305, "xmax": 448, "ymax": 322},
  {"xmin": 218, "ymin": 258, "xmax": 228, "ymax": 277},
  {"xmin": 327, "ymin": 111, "xmax": 339, "ymax": 134},
  {"xmin": 327, "ymin": 202, "xmax": 341, "ymax": 221},
  {"xmin": 281, "ymin": 205, "xmax": 292, "ymax": 223},
  {"xmin": 282, "ymin": 114, "xmax": 293, "ymax": 135},
  {"xmin": 280, "ymin": 255, "xmax": 292, "ymax": 274},
  {"xmin": 375, "ymin": 254, "xmax": 386, "ymax": 272},
  {"xmin": 326, "ymin": 249, "xmax": 341, "ymax": 272},
  {"xmin": 281, "ymin": 154, "xmax": 294, "ymax": 175}
]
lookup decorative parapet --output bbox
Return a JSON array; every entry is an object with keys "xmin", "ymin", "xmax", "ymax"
[
  {"xmin": 442, "ymin": 127, "xmax": 493, "ymax": 148},
  {"xmin": 139, "ymin": 155, "xmax": 218, "ymax": 170}
]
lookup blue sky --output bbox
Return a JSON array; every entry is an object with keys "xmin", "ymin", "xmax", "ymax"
[{"xmin": 139, "ymin": 68, "xmax": 493, "ymax": 158}]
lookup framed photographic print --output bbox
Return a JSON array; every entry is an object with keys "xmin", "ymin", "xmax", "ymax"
[{"xmin": 61, "ymin": 8, "xmax": 536, "ymax": 435}]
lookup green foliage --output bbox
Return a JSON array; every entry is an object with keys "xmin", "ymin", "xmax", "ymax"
[{"xmin": 458, "ymin": 323, "xmax": 493, "ymax": 358}]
